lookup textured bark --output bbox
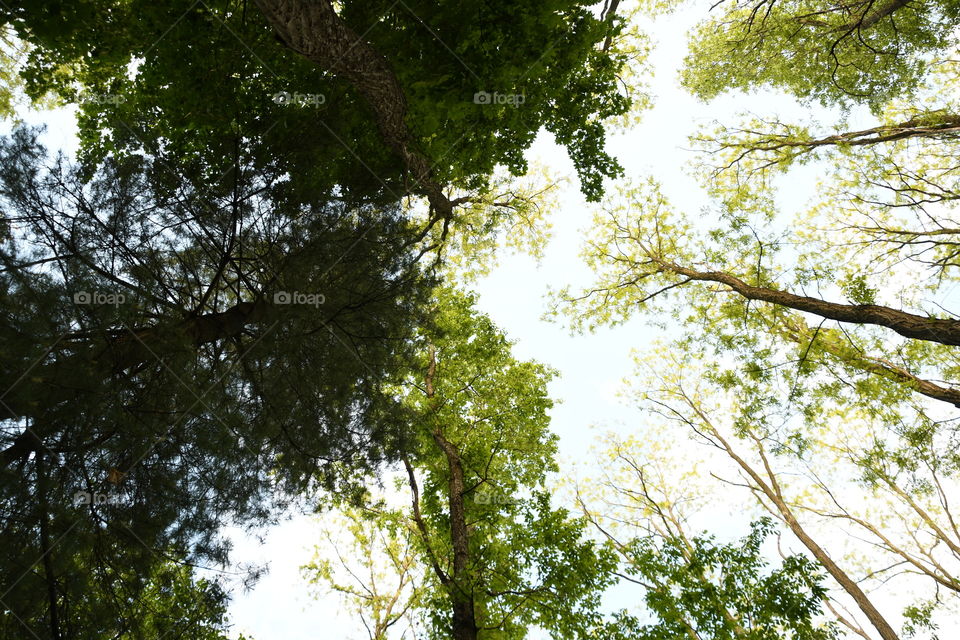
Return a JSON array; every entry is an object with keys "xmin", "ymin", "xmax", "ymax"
[
  {"xmin": 37, "ymin": 453, "xmax": 62, "ymax": 640},
  {"xmin": 415, "ymin": 345, "xmax": 478, "ymax": 640},
  {"xmin": 662, "ymin": 261, "xmax": 960, "ymax": 346},
  {"xmin": 855, "ymin": 0, "xmax": 912, "ymax": 30},
  {"xmin": 252, "ymin": 0, "xmax": 455, "ymax": 221},
  {"xmin": 797, "ymin": 0, "xmax": 912, "ymax": 30},
  {"xmin": 432, "ymin": 429, "xmax": 478, "ymax": 640}
]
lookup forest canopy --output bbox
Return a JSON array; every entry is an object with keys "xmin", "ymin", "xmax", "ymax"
[{"xmin": 0, "ymin": 0, "xmax": 958, "ymax": 639}]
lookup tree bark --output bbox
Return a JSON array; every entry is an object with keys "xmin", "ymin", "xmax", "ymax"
[
  {"xmin": 737, "ymin": 114, "xmax": 960, "ymax": 154},
  {"xmin": 36, "ymin": 452, "xmax": 62, "ymax": 640},
  {"xmin": 417, "ymin": 344, "xmax": 478, "ymax": 640},
  {"xmin": 661, "ymin": 260, "xmax": 960, "ymax": 346},
  {"xmin": 252, "ymin": 0, "xmax": 455, "ymax": 222},
  {"xmin": 432, "ymin": 429, "xmax": 478, "ymax": 640},
  {"xmin": 855, "ymin": 0, "xmax": 912, "ymax": 31}
]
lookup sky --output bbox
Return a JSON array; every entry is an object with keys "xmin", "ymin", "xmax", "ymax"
[{"xmin": 3, "ymin": 4, "xmax": 902, "ymax": 639}]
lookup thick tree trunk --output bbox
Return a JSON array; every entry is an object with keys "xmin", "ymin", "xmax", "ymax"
[
  {"xmin": 252, "ymin": 0, "xmax": 454, "ymax": 221},
  {"xmin": 433, "ymin": 430, "xmax": 478, "ymax": 640},
  {"xmin": 36, "ymin": 452, "xmax": 62, "ymax": 640}
]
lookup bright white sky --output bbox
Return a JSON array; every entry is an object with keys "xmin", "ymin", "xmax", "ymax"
[{"xmin": 7, "ymin": 5, "xmax": 900, "ymax": 639}]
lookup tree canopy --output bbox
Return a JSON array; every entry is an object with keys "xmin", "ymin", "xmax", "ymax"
[
  {"xmin": 3, "ymin": 0, "xmax": 960, "ymax": 637},
  {"xmin": 555, "ymin": 0, "xmax": 960, "ymax": 637}
]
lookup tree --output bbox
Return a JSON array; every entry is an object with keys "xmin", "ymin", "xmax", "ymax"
[
  {"xmin": 304, "ymin": 507, "xmax": 424, "ymax": 640},
  {"xmin": 0, "ymin": 125, "xmax": 431, "ymax": 637},
  {"xmin": 557, "ymin": 176, "xmax": 960, "ymax": 635},
  {"xmin": 308, "ymin": 289, "xmax": 617, "ymax": 640},
  {"xmin": 632, "ymin": 346, "xmax": 960, "ymax": 639},
  {"xmin": 0, "ymin": 2, "xmax": 640, "ymax": 634},
  {"xmin": 553, "ymin": 1, "xmax": 960, "ymax": 637},
  {"xmin": 575, "ymin": 431, "xmax": 839, "ymax": 640},
  {"xmin": 675, "ymin": 0, "xmax": 959, "ymax": 109},
  {"xmin": 0, "ymin": 28, "xmax": 58, "ymax": 120},
  {"xmin": 2, "ymin": 0, "xmax": 637, "ymax": 216},
  {"xmin": 0, "ymin": 543, "xmax": 246, "ymax": 640}
]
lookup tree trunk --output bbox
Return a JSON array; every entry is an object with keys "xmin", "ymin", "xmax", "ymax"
[
  {"xmin": 663, "ymin": 261, "xmax": 960, "ymax": 346},
  {"xmin": 252, "ymin": 0, "xmax": 454, "ymax": 221},
  {"xmin": 705, "ymin": 426, "xmax": 901, "ymax": 640},
  {"xmin": 433, "ymin": 429, "xmax": 478, "ymax": 640},
  {"xmin": 36, "ymin": 451, "xmax": 62, "ymax": 640}
]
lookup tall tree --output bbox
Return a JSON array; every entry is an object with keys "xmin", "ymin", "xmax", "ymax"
[
  {"xmin": 558, "ymin": 171, "xmax": 960, "ymax": 637},
  {"xmin": 0, "ymin": 125, "xmax": 430, "ymax": 637},
  {"xmin": 576, "ymin": 431, "xmax": 840, "ymax": 640},
  {"xmin": 0, "ymin": 2, "xmax": 639, "ymax": 635},
  {"xmin": 308, "ymin": 289, "xmax": 617, "ymax": 640},
  {"xmin": 554, "ymin": 1, "xmax": 960, "ymax": 637}
]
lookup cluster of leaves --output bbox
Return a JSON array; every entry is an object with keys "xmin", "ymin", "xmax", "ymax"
[
  {"xmin": 680, "ymin": 0, "xmax": 960, "ymax": 109},
  {"xmin": 309, "ymin": 290, "xmax": 620, "ymax": 639},
  {"xmin": 606, "ymin": 520, "xmax": 836, "ymax": 640},
  {"xmin": 2, "ymin": 0, "xmax": 634, "ymax": 202}
]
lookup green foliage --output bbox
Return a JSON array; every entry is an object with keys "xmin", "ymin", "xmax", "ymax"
[
  {"xmin": 406, "ymin": 290, "xmax": 619, "ymax": 639},
  {"xmin": 902, "ymin": 599, "xmax": 939, "ymax": 639},
  {"xmin": 0, "ymin": 555, "xmax": 241, "ymax": 640},
  {"xmin": 611, "ymin": 519, "xmax": 837, "ymax": 640},
  {"xmin": 0, "ymin": 2, "xmax": 645, "ymax": 635},
  {"xmin": 0, "ymin": 28, "xmax": 60, "ymax": 120},
  {"xmin": 2, "ymin": 0, "xmax": 634, "ymax": 202},
  {"xmin": 311, "ymin": 291, "xmax": 618, "ymax": 639},
  {"xmin": 678, "ymin": 0, "xmax": 960, "ymax": 109},
  {"xmin": 0, "ymin": 125, "xmax": 432, "ymax": 637},
  {"xmin": 556, "ymin": 4, "xmax": 960, "ymax": 634},
  {"xmin": 840, "ymin": 273, "xmax": 877, "ymax": 305},
  {"xmin": 304, "ymin": 507, "xmax": 424, "ymax": 640},
  {"xmin": 9, "ymin": 0, "xmax": 960, "ymax": 634}
]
